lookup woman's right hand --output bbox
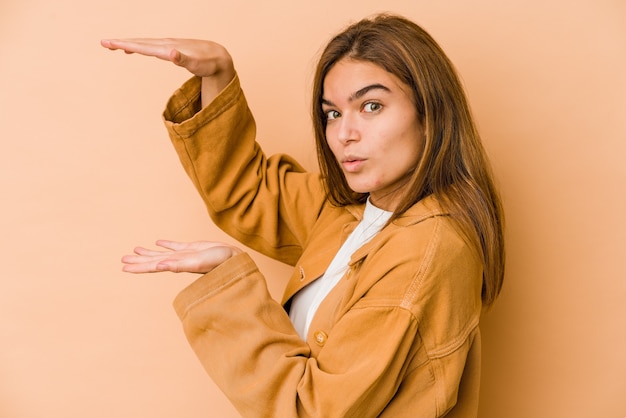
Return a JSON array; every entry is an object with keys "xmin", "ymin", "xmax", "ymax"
[{"xmin": 101, "ymin": 38, "xmax": 235, "ymax": 105}]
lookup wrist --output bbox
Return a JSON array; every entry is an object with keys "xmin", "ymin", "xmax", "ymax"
[{"xmin": 201, "ymin": 65, "xmax": 235, "ymax": 108}]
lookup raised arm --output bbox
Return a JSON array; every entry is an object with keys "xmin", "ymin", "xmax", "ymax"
[{"xmin": 100, "ymin": 38, "xmax": 235, "ymax": 107}]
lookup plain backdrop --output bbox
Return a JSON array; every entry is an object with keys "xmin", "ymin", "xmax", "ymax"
[{"xmin": 1, "ymin": 0, "xmax": 625, "ymax": 417}]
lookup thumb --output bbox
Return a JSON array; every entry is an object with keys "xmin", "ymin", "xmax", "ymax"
[
  {"xmin": 156, "ymin": 258, "xmax": 209, "ymax": 274},
  {"xmin": 170, "ymin": 48, "xmax": 187, "ymax": 67}
]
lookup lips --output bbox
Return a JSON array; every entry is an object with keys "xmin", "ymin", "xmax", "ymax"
[{"xmin": 341, "ymin": 156, "xmax": 366, "ymax": 172}]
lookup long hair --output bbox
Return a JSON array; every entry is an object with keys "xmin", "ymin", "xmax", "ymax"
[{"xmin": 311, "ymin": 14, "xmax": 505, "ymax": 306}]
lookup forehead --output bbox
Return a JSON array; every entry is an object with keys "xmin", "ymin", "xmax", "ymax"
[{"xmin": 323, "ymin": 58, "xmax": 409, "ymax": 99}]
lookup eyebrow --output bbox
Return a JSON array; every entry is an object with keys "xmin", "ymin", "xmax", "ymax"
[{"xmin": 321, "ymin": 83, "xmax": 391, "ymax": 107}]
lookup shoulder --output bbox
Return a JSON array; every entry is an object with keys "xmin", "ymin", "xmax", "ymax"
[
  {"xmin": 347, "ymin": 203, "xmax": 482, "ymax": 353},
  {"xmin": 392, "ymin": 195, "xmax": 480, "ymax": 285},
  {"xmin": 350, "ymin": 196, "xmax": 482, "ymax": 319}
]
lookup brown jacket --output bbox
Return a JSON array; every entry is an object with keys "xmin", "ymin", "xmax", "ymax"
[{"xmin": 163, "ymin": 75, "xmax": 483, "ymax": 417}]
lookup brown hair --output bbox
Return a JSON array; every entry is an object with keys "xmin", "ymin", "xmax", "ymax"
[{"xmin": 312, "ymin": 14, "xmax": 505, "ymax": 305}]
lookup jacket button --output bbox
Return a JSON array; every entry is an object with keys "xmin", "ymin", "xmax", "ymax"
[{"xmin": 313, "ymin": 330, "xmax": 328, "ymax": 346}]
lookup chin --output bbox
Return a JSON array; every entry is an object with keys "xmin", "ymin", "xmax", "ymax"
[
  {"xmin": 347, "ymin": 182, "xmax": 378, "ymax": 195},
  {"xmin": 347, "ymin": 186, "xmax": 371, "ymax": 195}
]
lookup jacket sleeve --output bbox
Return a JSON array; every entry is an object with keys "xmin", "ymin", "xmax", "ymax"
[
  {"xmin": 173, "ymin": 253, "xmax": 420, "ymax": 418},
  {"xmin": 162, "ymin": 76, "xmax": 326, "ymax": 265}
]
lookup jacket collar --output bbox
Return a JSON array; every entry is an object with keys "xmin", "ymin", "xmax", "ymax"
[
  {"xmin": 344, "ymin": 195, "xmax": 449, "ymax": 268},
  {"xmin": 344, "ymin": 194, "xmax": 448, "ymax": 227},
  {"xmin": 281, "ymin": 195, "xmax": 449, "ymax": 306}
]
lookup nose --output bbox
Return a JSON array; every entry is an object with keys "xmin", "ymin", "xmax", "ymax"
[{"xmin": 336, "ymin": 113, "xmax": 360, "ymax": 144}]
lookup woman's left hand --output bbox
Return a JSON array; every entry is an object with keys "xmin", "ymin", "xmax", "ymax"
[{"xmin": 121, "ymin": 240, "xmax": 242, "ymax": 274}]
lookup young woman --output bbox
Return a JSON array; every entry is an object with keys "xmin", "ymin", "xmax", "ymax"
[{"xmin": 103, "ymin": 13, "xmax": 504, "ymax": 417}]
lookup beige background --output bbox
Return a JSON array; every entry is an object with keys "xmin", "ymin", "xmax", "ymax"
[{"xmin": 1, "ymin": 0, "xmax": 625, "ymax": 416}]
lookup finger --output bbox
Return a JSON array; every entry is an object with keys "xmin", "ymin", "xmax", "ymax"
[
  {"xmin": 100, "ymin": 39, "xmax": 117, "ymax": 49},
  {"xmin": 155, "ymin": 240, "xmax": 190, "ymax": 251},
  {"xmin": 101, "ymin": 38, "xmax": 172, "ymax": 49},
  {"xmin": 122, "ymin": 261, "xmax": 164, "ymax": 274},
  {"xmin": 153, "ymin": 240, "xmax": 237, "ymax": 254},
  {"xmin": 157, "ymin": 258, "xmax": 209, "ymax": 274},
  {"xmin": 121, "ymin": 253, "xmax": 166, "ymax": 264},
  {"xmin": 156, "ymin": 245, "xmax": 235, "ymax": 273},
  {"xmin": 121, "ymin": 252, "xmax": 176, "ymax": 273},
  {"xmin": 100, "ymin": 39, "xmax": 175, "ymax": 61},
  {"xmin": 155, "ymin": 239, "xmax": 222, "ymax": 251},
  {"xmin": 133, "ymin": 246, "xmax": 170, "ymax": 256},
  {"xmin": 101, "ymin": 38, "xmax": 139, "ymax": 51},
  {"xmin": 154, "ymin": 260, "xmax": 182, "ymax": 273},
  {"xmin": 106, "ymin": 37, "xmax": 175, "ymax": 44}
]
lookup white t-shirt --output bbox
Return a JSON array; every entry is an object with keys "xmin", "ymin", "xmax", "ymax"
[{"xmin": 289, "ymin": 199, "xmax": 392, "ymax": 340}]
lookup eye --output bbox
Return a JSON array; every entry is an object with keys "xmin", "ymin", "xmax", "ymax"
[
  {"xmin": 325, "ymin": 109, "xmax": 341, "ymax": 120},
  {"xmin": 362, "ymin": 102, "xmax": 382, "ymax": 113}
]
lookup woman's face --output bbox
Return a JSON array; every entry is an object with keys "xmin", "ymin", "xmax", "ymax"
[{"xmin": 322, "ymin": 58, "xmax": 425, "ymax": 211}]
